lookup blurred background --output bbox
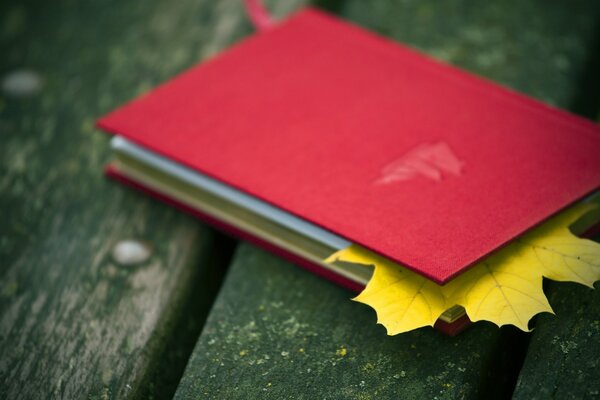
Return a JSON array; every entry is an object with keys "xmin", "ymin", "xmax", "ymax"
[{"xmin": 1, "ymin": 1, "xmax": 600, "ymax": 399}]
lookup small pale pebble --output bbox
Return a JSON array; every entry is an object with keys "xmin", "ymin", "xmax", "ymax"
[
  {"xmin": 2, "ymin": 69, "xmax": 43, "ymax": 97},
  {"xmin": 111, "ymin": 239, "xmax": 151, "ymax": 266}
]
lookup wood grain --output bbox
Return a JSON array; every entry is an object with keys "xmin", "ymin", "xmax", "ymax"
[
  {"xmin": 173, "ymin": 1, "xmax": 600, "ymax": 399},
  {"xmin": 0, "ymin": 0, "xmax": 288, "ymax": 398},
  {"xmin": 175, "ymin": 244, "xmax": 503, "ymax": 399},
  {"xmin": 513, "ymin": 279, "xmax": 600, "ymax": 399}
]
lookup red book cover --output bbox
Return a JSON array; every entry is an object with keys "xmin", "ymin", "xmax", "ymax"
[{"xmin": 97, "ymin": 8, "xmax": 600, "ymax": 284}]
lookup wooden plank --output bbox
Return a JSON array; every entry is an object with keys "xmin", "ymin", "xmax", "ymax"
[
  {"xmin": 173, "ymin": 1, "xmax": 600, "ymax": 398},
  {"xmin": 175, "ymin": 245, "xmax": 504, "ymax": 399},
  {"xmin": 511, "ymin": 11, "xmax": 600, "ymax": 398},
  {"xmin": 513, "ymin": 280, "xmax": 600, "ymax": 399},
  {"xmin": 511, "ymin": 227, "xmax": 600, "ymax": 400},
  {"xmin": 0, "ymin": 0, "xmax": 276, "ymax": 398},
  {"xmin": 342, "ymin": 0, "xmax": 599, "ymax": 108}
]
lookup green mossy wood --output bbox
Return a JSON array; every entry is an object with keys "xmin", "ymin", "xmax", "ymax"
[
  {"xmin": 1, "ymin": 0, "xmax": 600, "ymax": 399},
  {"xmin": 175, "ymin": 245, "xmax": 503, "ymax": 400},
  {"xmin": 513, "ymin": 280, "xmax": 600, "ymax": 400},
  {"xmin": 174, "ymin": 0, "xmax": 600, "ymax": 399},
  {"xmin": 0, "ymin": 0, "xmax": 299, "ymax": 398}
]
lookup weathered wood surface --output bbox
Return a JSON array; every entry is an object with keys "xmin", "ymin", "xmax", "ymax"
[
  {"xmin": 344, "ymin": 0, "xmax": 600, "ymax": 109},
  {"xmin": 174, "ymin": 1, "xmax": 600, "ymax": 399},
  {"xmin": 512, "ymin": 239, "xmax": 600, "ymax": 399},
  {"xmin": 511, "ymin": 14, "xmax": 600, "ymax": 398},
  {"xmin": 175, "ymin": 245, "xmax": 504, "ymax": 400},
  {"xmin": 0, "ymin": 0, "xmax": 287, "ymax": 398}
]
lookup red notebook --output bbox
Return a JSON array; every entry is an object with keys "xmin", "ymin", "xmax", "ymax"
[{"xmin": 97, "ymin": 8, "xmax": 600, "ymax": 286}]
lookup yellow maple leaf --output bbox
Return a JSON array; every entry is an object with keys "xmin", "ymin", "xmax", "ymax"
[
  {"xmin": 326, "ymin": 246, "xmax": 447, "ymax": 334},
  {"xmin": 325, "ymin": 199, "xmax": 600, "ymax": 334},
  {"xmin": 515, "ymin": 203, "xmax": 600, "ymax": 287},
  {"xmin": 443, "ymin": 249, "xmax": 553, "ymax": 331}
]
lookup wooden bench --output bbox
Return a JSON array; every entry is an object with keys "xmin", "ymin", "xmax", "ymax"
[{"xmin": 1, "ymin": 0, "xmax": 599, "ymax": 399}]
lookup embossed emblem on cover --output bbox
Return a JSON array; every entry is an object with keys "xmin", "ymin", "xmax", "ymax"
[{"xmin": 376, "ymin": 142, "xmax": 464, "ymax": 184}]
